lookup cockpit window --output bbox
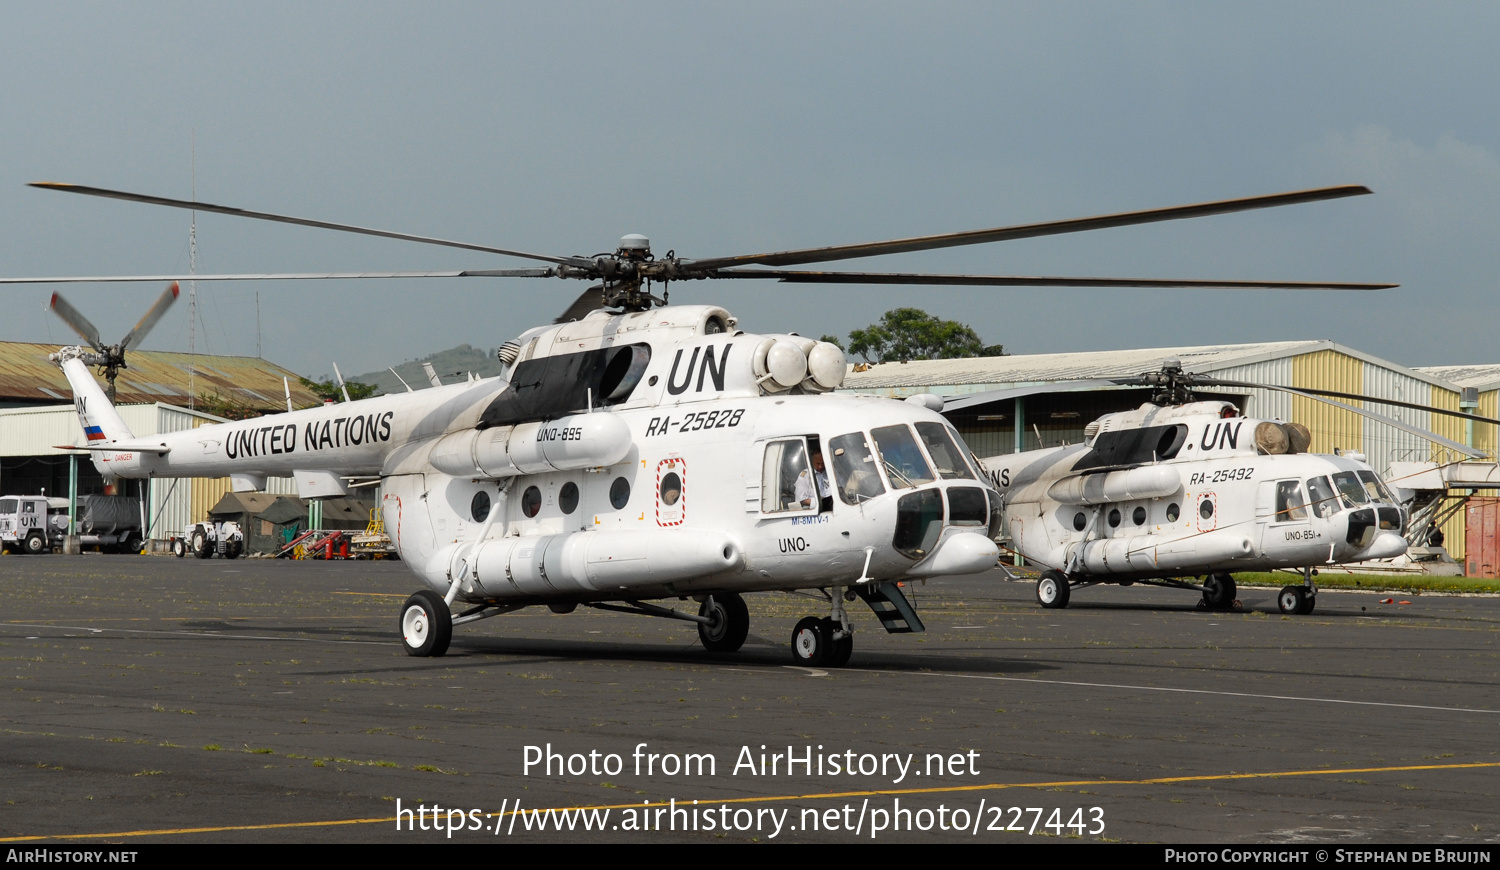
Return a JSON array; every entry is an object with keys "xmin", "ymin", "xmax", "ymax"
[
  {"xmin": 870, "ymin": 425, "xmax": 935, "ymax": 490},
  {"xmin": 762, "ymin": 439, "xmax": 812, "ymax": 513},
  {"xmin": 1357, "ymin": 470, "xmax": 1394, "ymax": 504},
  {"xmin": 915, "ymin": 422, "xmax": 976, "ymax": 480},
  {"xmin": 829, "ymin": 432, "xmax": 885, "ymax": 504},
  {"xmin": 1332, "ymin": 471, "xmax": 1369, "ymax": 507},
  {"xmin": 1275, "ymin": 480, "xmax": 1308, "ymax": 522},
  {"xmin": 1305, "ymin": 476, "xmax": 1338, "ymax": 519}
]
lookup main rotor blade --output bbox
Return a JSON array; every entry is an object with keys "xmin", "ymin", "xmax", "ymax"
[
  {"xmin": 0, "ymin": 269, "xmax": 557, "ymax": 284},
  {"xmin": 1197, "ymin": 379, "xmax": 1484, "ymax": 458},
  {"xmin": 46, "ymin": 292, "xmax": 104, "ymax": 351},
  {"xmin": 30, "ymin": 182, "xmax": 589, "ymax": 268},
  {"xmin": 1201, "ymin": 377, "xmax": 1500, "ymax": 426},
  {"xmin": 687, "ymin": 185, "xmax": 1373, "ymax": 271},
  {"xmin": 120, "ymin": 282, "xmax": 179, "ymax": 351},
  {"xmin": 709, "ymin": 269, "xmax": 1396, "ymax": 291},
  {"xmin": 554, "ymin": 286, "xmax": 606, "ymax": 323}
]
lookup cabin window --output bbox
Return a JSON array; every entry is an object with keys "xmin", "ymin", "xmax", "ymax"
[
  {"xmin": 659, "ymin": 473, "xmax": 682, "ymax": 507},
  {"xmin": 762, "ymin": 439, "xmax": 813, "ymax": 513},
  {"xmin": 470, "ymin": 491, "xmax": 490, "ymax": 523},
  {"xmin": 1306, "ymin": 476, "xmax": 1338, "ymax": 518},
  {"xmin": 610, "ymin": 477, "xmax": 631, "ymax": 509},
  {"xmin": 829, "ymin": 432, "xmax": 884, "ymax": 504},
  {"xmin": 0, "ymin": 499, "xmax": 14, "ymax": 515},
  {"xmin": 1107, "ymin": 508, "xmax": 1121, "ymax": 527},
  {"xmin": 1274, "ymin": 480, "xmax": 1309, "ymax": 522},
  {"xmin": 1073, "ymin": 512, "xmax": 1087, "ymax": 531},
  {"xmin": 521, "ymin": 486, "xmax": 542, "ymax": 518},
  {"xmin": 915, "ymin": 422, "xmax": 975, "ymax": 480},
  {"xmin": 1378, "ymin": 506, "xmax": 1404, "ymax": 531},
  {"xmin": 558, "ymin": 482, "xmax": 580, "ymax": 514},
  {"xmin": 1199, "ymin": 499, "xmax": 1215, "ymax": 520},
  {"xmin": 1132, "ymin": 506, "xmax": 1147, "ymax": 526},
  {"xmin": 1166, "ymin": 503, "xmax": 1180, "ymax": 522},
  {"xmin": 870, "ymin": 425, "xmax": 934, "ymax": 490}
]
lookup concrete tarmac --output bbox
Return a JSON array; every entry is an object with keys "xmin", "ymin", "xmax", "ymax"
[{"xmin": 1, "ymin": 554, "xmax": 1497, "ymax": 844}]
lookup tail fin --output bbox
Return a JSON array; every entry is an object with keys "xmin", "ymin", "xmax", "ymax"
[{"xmin": 52, "ymin": 348, "xmax": 134, "ymax": 442}]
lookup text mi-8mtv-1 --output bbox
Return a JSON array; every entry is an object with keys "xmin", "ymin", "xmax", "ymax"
[{"xmin": 9, "ymin": 181, "xmax": 1392, "ymax": 665}]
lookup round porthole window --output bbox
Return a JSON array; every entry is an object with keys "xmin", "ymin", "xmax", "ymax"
[
  {"xmin": 521, "ymin": 486, "xmax": 542, "ymax": 518},
  {"xmin": 1132, "ymin": 506, "xmax": 1147, "ymax": 525},
  {"xmin": 470, "ymin": 491, "xmax": 490, "ymax": 523},
  {"xmin": 660, "ymin": 472, "xmax": 682, "ymax": 506},
  {"xmin": 1166, "ymin": 503, "xmax": 1180, "ymax": 522},
  {"xmin": 1107, "ymin": 508, "xmax": 1121, "ymax": 528},
  {"xmin": 559, "ymin": 481, "xmax": 579, "ymax": 515},
  {"xmin": 610, "ymin": 477, "xmax": 631, "ymax": 509},
  {"xmin": 1199, "ymin": 499, "xmax": 1215, "ymax": 520},
  {"xmin": 1073, "ymin": 512, "xmax": 1087, "ymax": 531}
]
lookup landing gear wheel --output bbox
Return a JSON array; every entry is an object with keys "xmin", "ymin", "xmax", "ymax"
[
  {"xmin": 1036, "ymin": 570, "xmax": 1070, "ymax": 609},
  {"xmin": 698, "ymin": 592, "xmax": 750, "ymax": 652},
  {"xmin": 192, "ymin": 531, "xmax": 212, "ymax": 559},
  {"xmin": 172, "ymin": 538, "xmax": 186, "ymax": 558},
  {"xmin": 791, "ymin": 616, "xmax": 831, "ymax": 666},
  {"xmin": 1277, "ymin": 585, "xmax": 1308, "ymax": 615},
  {"xmin": 822, "ymin": 618, "xmax": 854, "ymax": 668},
  {"xmin": 1202, "ymin": 573, "xmax": 1237, "ymax": 610},
  {"xmin": 400, "ymin": 590, "xmax": 452, "ymax": 657},
  {"xmin": 23, "ymin": 533, "xmax": 46, "ymax": 555}
]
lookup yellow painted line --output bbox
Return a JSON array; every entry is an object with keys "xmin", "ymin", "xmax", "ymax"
[{"xmin": 5, "ymin": 760, "xmax": 1498, "ymax": 842}]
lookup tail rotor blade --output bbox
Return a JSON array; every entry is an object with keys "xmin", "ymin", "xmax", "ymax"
[
  {"xmin": 47, "ymin": 292, "xmax": 104, "ymax": 351},
  {"xmin": 120, "ymin": 282, "xmax": 180, "ymax": 350}
]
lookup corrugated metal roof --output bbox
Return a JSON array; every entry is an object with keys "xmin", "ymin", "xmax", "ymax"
[
  {"xmin": 1414, "ymin": 364, "xmax": 1500, "ymax": 392},
  {"xmin": 0, "ymin": 341, "xmax": 320, "ymax": 410}
]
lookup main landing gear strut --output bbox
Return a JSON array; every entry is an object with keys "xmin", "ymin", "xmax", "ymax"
[{"xmin": 791, "ymin": 586, "xmax": 855, "ymax": 668}]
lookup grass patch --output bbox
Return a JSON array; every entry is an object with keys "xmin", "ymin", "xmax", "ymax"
[{"xmin": 1234, "ymin": 572, "xmax": 1500, "ymax": 594}]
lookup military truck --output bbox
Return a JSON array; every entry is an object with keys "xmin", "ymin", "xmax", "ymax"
[{"xmin": 0, "ymin": 495, "xmax": 145, "ymax": 554}]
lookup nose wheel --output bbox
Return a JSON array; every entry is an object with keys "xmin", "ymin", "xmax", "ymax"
[{"xmin": 790, "ymin": 587, "xmax": 855, "ymax": 667}]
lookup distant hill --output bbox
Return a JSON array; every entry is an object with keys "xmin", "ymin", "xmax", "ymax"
[{"xmin": 349, "ymin": 344, "xmax": 506, "ymax": 395}]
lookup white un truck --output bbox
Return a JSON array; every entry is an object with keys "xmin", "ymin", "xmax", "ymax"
[{"xmin": 0, "ymin": 495, "xmax": 145, "ymax": 554}]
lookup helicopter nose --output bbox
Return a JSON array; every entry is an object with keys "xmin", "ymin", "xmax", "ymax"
[
  {"xmin": 906, "ymin": 531, "xmax": 999, "ymax": 578},
  {"xmin": 1356, "ymin": 530, "xmax": 1407, "ymax": 561}
]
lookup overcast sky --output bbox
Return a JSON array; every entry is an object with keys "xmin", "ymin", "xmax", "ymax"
[{"xmin": 3, "ymin": 3, "xmax": 1497, "ymax": 378}]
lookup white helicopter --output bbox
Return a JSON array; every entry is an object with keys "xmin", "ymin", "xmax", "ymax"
[
  {"xmin": 6, "ymin": 181, "xmax": 1393, "ymax": 665},
  {"xmin": 959, "ymin": 360, "xmax": 1493, "ymax": 614}
]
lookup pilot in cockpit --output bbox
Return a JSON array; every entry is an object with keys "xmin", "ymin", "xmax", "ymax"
[{"xmin": 796, "ymin": 448, "xmax": 833, "ymax": 513}]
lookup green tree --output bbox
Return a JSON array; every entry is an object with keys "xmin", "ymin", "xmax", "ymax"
[
  {"xmin": 845, "ymin": 308, "xmax": 1002, "ymax": 363},
  {"xmin": 298, "ymin": 376, "xmax": 378, "ymax": 405}
]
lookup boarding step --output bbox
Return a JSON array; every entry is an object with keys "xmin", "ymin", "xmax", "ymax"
[{"xmin": 854, "ymin": 581, "xmax": 925, "ymax": 634}]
